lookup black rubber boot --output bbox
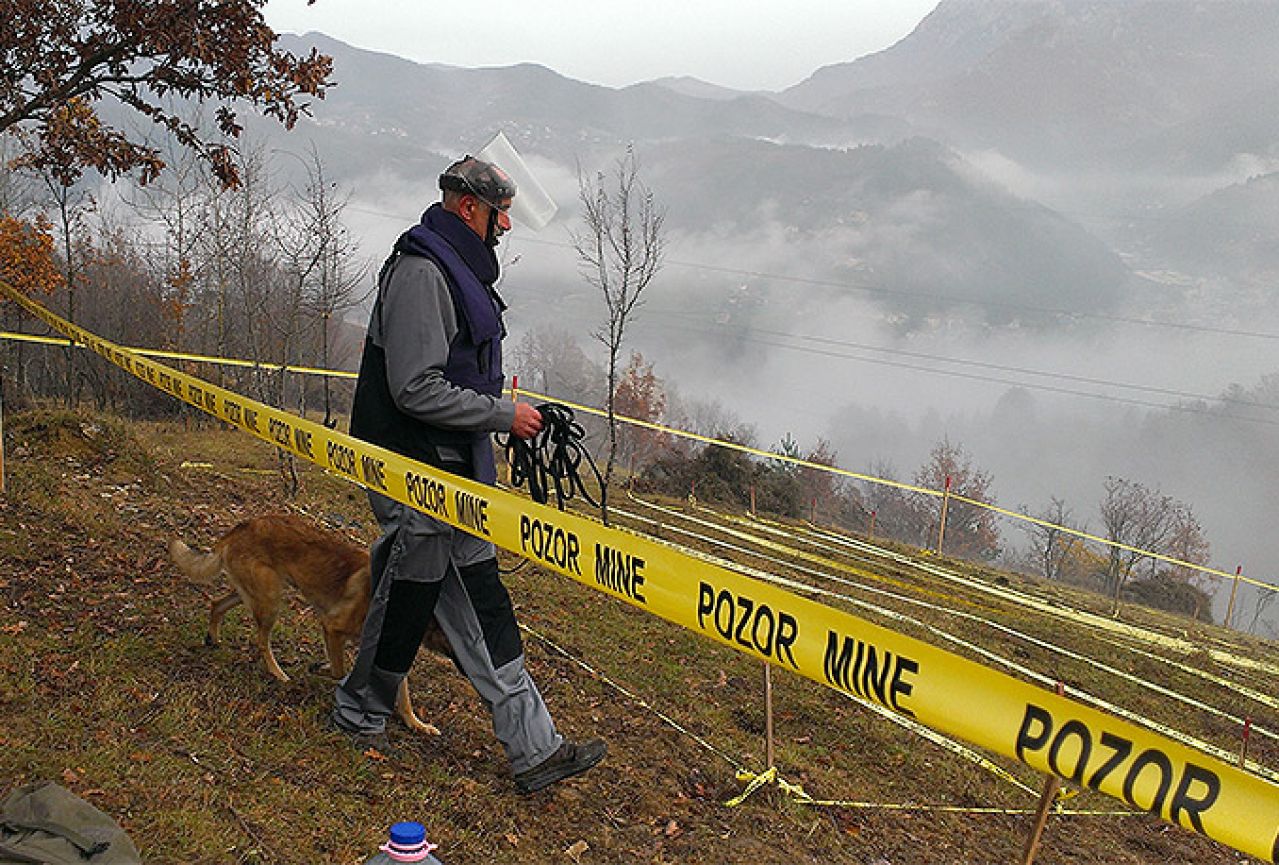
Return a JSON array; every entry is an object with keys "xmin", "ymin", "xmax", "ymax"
[{"xmin": 513, "ymin": 738, "xmax": 607, "ymax": 794}]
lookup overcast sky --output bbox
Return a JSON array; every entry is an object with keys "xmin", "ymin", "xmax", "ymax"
[{"xmin": 262, "ymin": 0, "xmax": 940, "ymax": 91}]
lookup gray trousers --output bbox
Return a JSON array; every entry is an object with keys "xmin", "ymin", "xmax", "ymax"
[{"xmin": 333, "ymin": 492, "xmax": 562, "ymax": 773}]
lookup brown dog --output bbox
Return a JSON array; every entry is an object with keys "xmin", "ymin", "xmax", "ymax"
[{"xmin": 169, "ymin": 514, "xmax": 445, "ymax": 735}]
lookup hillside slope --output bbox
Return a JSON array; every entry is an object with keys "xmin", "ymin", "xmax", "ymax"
[{"xmin": 0, "ymin": 408, "xmax": 1273, "ymax": 863}]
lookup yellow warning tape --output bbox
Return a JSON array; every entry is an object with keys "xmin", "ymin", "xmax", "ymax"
[
  {"xmin": 620, "ymin": 496, "xmax": 1279, "ymax": 782},
  {"xmin": 3, "ymin": 280, "xmax": 1277, "ymax": 864},
  {"xmin": 514, "ymin": 385, "xmax": 1278, "ymax": 596},
  {"xmin": 728, "ymin": 766, "xmax": 1132, "ymax": 816},
  {"xmin": 725, "ymin": 507, "xmax": 1279, "ymax": 698},
  {"xmin": 794, "ymin": 519, "xmax": 1279, "ymax": 679},
  {"xmin": 660, "ymin": 499, "xmax": 1279, "ymax": 765},
  {"xmin": 5, "ymin": 326, "xmax": 1272, "ymax": 596},
  {"xmin": 0, "ymin": 331, "xmax": 357, "ymax": 378}
]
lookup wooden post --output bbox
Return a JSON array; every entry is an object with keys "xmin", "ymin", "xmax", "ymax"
[
  {"xmin": 1225, "ymin": 565, "xmax": 1242, "ymax": 629},
  {"xmin": 868, "ymin": 509, "xmax": 876, "ymax": 539},
  {"xmin": 763, "ymin": 662, "xmax": 775, "ymax": 770},
  {"xmin": 935, "ymin": 475, "xmax": 952, "ymax": 554},
  {"xmin": 749, "ymin": 483, "xmax": 756, "ymax": 517},
  {"xmin": 507, "ymin": 375, "xmax": 519, "ymax": 485},
  {"xmin": 1021, "ymin": 681, "xmax": 1065, "ymax": 865},
  {"xmin": 809, "ymin": 496, "xmax": 816, "ymax": 525},
  {"xmin": 1240, "ymin": 717, "xmax": 1253, "ymax": 767}
]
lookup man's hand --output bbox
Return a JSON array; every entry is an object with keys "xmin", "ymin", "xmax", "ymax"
[{"xmin": 510, "ymin": 402, "xmax": 543, "ymax": 439}]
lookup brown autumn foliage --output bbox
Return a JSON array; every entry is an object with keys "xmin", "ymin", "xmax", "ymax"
[
  {"xmin": 0, "ymin": 212, "xmax": 61, "ymax": 296},
  {"xmin": 613, "ymin": 350, "xmax": 668, "ymax": 468},
  {"xmin": 0, "ymin": 0, "xmax": 332, "ymax": 188},
  {"xmin": 912, "ymin": 437, "xmax": 1001, "ymax": 561}
]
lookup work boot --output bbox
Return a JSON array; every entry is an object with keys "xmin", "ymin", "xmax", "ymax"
[
  {"xmin": 325, "ymin": 711, "xmax": 399, "ymax": 759},
  {"xmin": 513, "ymin": 738, "xmax": 607, "ymax": 794}
]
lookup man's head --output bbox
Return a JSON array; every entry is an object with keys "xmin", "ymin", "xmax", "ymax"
[{"xmin": 440, "ymin": 156, "xmax": 516, "ymax": 246}]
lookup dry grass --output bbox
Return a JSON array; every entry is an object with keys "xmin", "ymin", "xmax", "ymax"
[{"xmin": 1, "ymin": 407, "xmax": 1274, "ymax": 864}]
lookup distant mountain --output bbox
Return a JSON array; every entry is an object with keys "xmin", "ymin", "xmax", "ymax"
[
  {"xmin": 274, "ymin": 32, "xmax": 860, "ymax": 166},
  {"xmin": 781, "ymin": 0, "xmax": 1279, "ymax": 170},
  {"xmin": 254, "ymin": 32, "xmax": 1131, "ymax": 332},
  {"xmin": 635, "ymin": 76, "xmax": 757, "ymax": 102},
  {"xmin": 1149, "ymin": 172, "xmax": 1279, "ymax": 284},
  {"xmin": 640, "ymin": 136, "xmax": 1128, "ymax": 328}
]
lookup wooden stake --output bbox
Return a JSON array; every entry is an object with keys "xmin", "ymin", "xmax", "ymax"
[
  {"xmin": 1225, "ymin": 565, "xmax": 1242, "ymax": 630},
  {"xmin": 764, "ymin": 661, "xmax": 775, "ymax": 770},
  {"xmin": 507, "ymin": 375, "xmax": 519, "ymax": 486},
  {"xmin": 868, "ymin": 509, "xmax": 876, "ymax": 539},
  {"xmin": 1240, "ymin": 717, "xmax": 1253, "ymax": 768},
  {"xmin": 935, "ymin": 475, "xmax": 952, "ymax": 554},
  {"xmin": 749, "ymin": 483, "xmax": 756, "ymax": 516},
  {"xmin": 1021, "ymin": 681, "xmax": 1067, "ymax": 865}
]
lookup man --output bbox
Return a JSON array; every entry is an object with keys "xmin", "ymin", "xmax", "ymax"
[{"xmin": 332, "ymin": 155, "xmax": 606, "ymax": 794}]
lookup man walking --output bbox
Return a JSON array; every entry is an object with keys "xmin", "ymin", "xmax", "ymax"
[{"xmin": 332, "ymin": 155, "xmax": 605, "ymax": 794}]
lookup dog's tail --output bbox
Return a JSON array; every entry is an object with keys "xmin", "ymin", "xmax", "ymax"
[{"xmin": 168, "ymin": 538, "xmax": 224, "ymax": 585}]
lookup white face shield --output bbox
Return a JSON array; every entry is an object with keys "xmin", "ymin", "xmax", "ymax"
[{"xmin": 475, "ymin": 131, "xmax": 558, "ymax": 231}]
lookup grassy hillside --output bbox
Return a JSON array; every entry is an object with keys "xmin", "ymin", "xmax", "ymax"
[{"xmin": 1, "ymin": 407, "xmax": 1274, "ymax": 864}]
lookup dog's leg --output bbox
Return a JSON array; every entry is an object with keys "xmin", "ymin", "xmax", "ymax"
[
  {"xmin": 255, "ymin": 626, "xmax": 289, "ymax": 682},
  {"xmin": 207, "ymin": 592, "xmax": 242, "ymax": 646},
  {"xmin": 396, "ymin": 678, "xmax": 440, "ymax": 736},
  {"xmin": 321, "ymin": 627, "xmax": 348, "ymax": 679},
  {"xmin": 242, "ymin": 566, "xmax": 289, "ymax": 683}
]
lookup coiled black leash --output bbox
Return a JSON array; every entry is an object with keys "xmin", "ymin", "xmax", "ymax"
[{"xmin": 501, "ymin": 402, "xmax": 603, "ymax": 511}]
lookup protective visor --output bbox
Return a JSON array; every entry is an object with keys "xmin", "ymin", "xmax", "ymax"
[{"xmin": 475, "ymin": 131, "xmax": 558, "ymax": 231}]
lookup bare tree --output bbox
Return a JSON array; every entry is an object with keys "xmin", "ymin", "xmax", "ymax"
[
  {"xmin": 1099, "ymin": 476, "xmax": 1179, "ymax": 614},
  {"xmin": 20, "ymin": 153, "xmax": 95, "ymax": 406},
  {"xmin": 511, "ymin": 326, "xmax": 604, "ymax": 405},
  {"xmin": 1162, "ymin": 506, "xmax": 1211, "ymax": 582},
  {"xmin": 1249, "ymin": 585, "xmax": 1278, "ymax": 635},
  {"xmin": 195, "ymin": 139, "xmax": 279, "ymax": 397},
  {"xmin": 1021, "ymin": 496, "xmax": 1083, "ymax": 581},
  {"xmin": 667, "ymin": 392, "xmax": 756, "ymax": 447},
  {"xmin": 572, "ymin": 145, "xmax": 665, "ymax": 523},
  {"xmin": 126, "ymin": 136, "xmax": 209, "ymax": 360},
  {"xmin": 0, "ymin": 133, "xmax": 39, "ymax": 217},
  {"xmin": 861, "ymin": 458, "xmax": 922, "ymax": 545},
  {"xmin": 275, "ymin": 145, "xmax": 367, "ymax": 426}
]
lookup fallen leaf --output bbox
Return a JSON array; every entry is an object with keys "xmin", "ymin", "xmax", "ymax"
[
  {"xmin": 565, "ymin": 840, "xmax": 589, "ymax": 862},
  {"xmin": 504, "ymin": 833, "xmax": 520, "ymax": 847},
  {"xmin": 664, "ymin": 819, "xmax": 682, "ymax": 838},
  {"xmin": 61, "ymin": 768, "xmax": 80, "ymax": 784}
]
